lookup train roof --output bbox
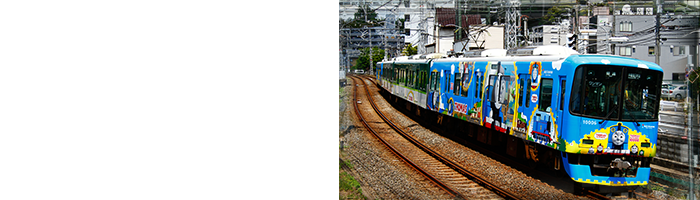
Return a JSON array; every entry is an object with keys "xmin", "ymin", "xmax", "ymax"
[
  {"xmin": 381, "ymin": 46, "xmax": 662, "ymax": 72},
  {"xmin": 565, "ymin": 54, "xmax": 663, "ymax": 72}
]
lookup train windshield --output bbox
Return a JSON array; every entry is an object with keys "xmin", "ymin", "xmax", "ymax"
[{"xmin": 570, "ymin": 65, "xmax": 662, "ymax": 121}]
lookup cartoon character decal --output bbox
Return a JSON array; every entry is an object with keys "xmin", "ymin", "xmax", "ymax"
[
  {"xmin": 606, "ymin": 124, "xmax": 629, "ymax": 154},
  {"xmin": 461, "ymin": 62, "xmax": 474, "ymax": 93},
  {"xmin": 530, "ymin": 62, "xmax": 542, "ymax": 91},
  {"xmin": 467, "ymin": 68, "xmax": 484, "ymax": 124},
  {"xmin": 531, "ymin": 109, "xmax": 553, "ymax": 145},
  {"xmin": 486, "ymin": 76, "xmax": 504, "ymax": 130},
  {"xmin": 447, "ymin": 97, "xmax": 455, "ymax": 115},
  {"xmin": 568, "ymin": 122, "xmax": 656, "ymax": 157}
]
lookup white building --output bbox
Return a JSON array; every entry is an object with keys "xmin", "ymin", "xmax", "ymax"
[
  {"xmin": 453, "ymin": 25, "xmax": 504, "ymax": 52},
  {"xmin": 339, "ymin": 0, "xmax": 455, "ymax": 54},
  {"xmin": 529, "ymin": 25, "xmax": 568, "ymax": 46}
]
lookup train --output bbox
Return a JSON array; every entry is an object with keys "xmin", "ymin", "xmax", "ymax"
[{"xmin": 374, "ymin": 45, "xmax": 662, "ymax": 187}]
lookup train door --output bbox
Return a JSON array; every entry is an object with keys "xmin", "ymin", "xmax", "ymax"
[
  {"xmin": 441, "ymin": 69, "xmax": 452, "ymax": 113},
  {"xmin": 427, "ymin": 70, "xmax": 440, "ymax": 111},
  {"xmin": 513, "ymin": 73, "xmax": 529, "ymax": 137},
  {"xmin": 554, "ymin": 76, "xmax": 566, "ymax": 144},
  {"xmin": 467, "ymin": 66, "xmax": 483, "ymax": 124},
  {"xmin": 533, "ymin": 77, "xmax": 554, "ymax": 145},
  {"xmin": 484, "ymin": 62, "xmax": 500, "ymax": 129}
]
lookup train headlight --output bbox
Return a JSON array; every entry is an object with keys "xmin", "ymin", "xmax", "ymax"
[{"xmin": 597, "ymin": 145, "xmax": 603, "ymax": 153}]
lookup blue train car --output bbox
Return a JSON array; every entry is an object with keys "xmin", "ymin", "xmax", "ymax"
[{"xmin": 376, "ymin": 46, "xmax": 662, "ymax": 187}]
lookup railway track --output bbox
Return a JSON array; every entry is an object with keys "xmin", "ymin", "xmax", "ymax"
[
  {"xmin": 355, "ymin": 75, "xmax": 616, "ymax": 200},
  {"xmin": 350, "ymin": 75, "xmax": 519, "ymax": 200}
]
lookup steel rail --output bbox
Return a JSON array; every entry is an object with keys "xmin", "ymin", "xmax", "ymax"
[
  {"xmin": 366, "ymin": 75, "xmax": 612, "ymax": 199},
  {"xmin": 349, "ymin": 76, "xmax": 463, "ymax": 199},
  {"xmin": 358, "ymin": 75, "xmax": 522, "ymax": 200}
]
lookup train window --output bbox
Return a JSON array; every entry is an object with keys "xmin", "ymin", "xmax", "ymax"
[
  {"xmin": 417, "ymin": 71, "xmax": 422, "ymax": 90},
  {"xmin": 622, "ymin": 68, "xmax": 662, "ymax": 120},
  {"xmin": 499, "ymin": 77, "xmax": 510, "ymax": 104},
  {"xmin": 420, "ymin": 71, "xmax": 427, "ymax": 91},
  {"xmin": 402, "ymin": 70, "xmax": 406, "ymax": 85},
  {"xmin": 477, "ymin": 73, "xmax": 483, "ymax": 98},
  {"xmin": 454, "ymin": 73, "xmax": 461, "ymax": 95},
  {"xmin": 436, "ymin": 72, "xmax": 441, "ymax": 91},
  {"xmin": 489, "ymin": 75, "xmax": 497, "ymax": 102},
  {"xmin": 560, "ymin": 80, "xmax": 566, "ymax": 111},
  {"xmin": 518, "ymin": 76, "xmax": 525, "ymax": 106},
  {"xmin": 394, "ymin": 69, "xmax": 398, "ymax": 82},
  {"xmin": 571, "ymin": 66, "xmax": 623, "ymax": 119},
  {"xmin": 461, "ymin": 75, "xmax": 468, "ymax": 97},
  {"xmin": 432, "ymin": 72, "xmax": 440, "ymax": 91},
  {"xmin": 570, "ymin": 67, "xmax": 584, "ymax": 113},
  {"xmin": 447, "ymin": 73, "xmax": 452, "ymax": 93},
  {"xmin": 403, "ymin": 70, "xmax": 407, "ymax": 86},
  {"xmin": 526, "ymin": 78, "xmax": 531, "ymax": 107},
  {"xmin": 424, "ymin": 71, "xmax": 428, "ymax": 90},
  {"xmin": 538, "ymin": 78, "xmax": 553, "ymax": 112},
  {"xmin": 430, "ymin": 72, "xmax": 436, "ymax": 91},
  {"xmin": 402, "ymin": 69, "xmax": 406, "ymax": 86},
  {"xmin": 474, "ymin": 73, "xmax": 480, "ymax": 98}
]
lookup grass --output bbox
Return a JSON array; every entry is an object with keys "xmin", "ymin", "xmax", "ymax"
[{"xmin": 339, "ymin": 159, "xmax": 366, "ymax": 200}]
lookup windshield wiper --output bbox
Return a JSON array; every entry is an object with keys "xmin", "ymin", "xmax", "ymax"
[
  {"xmin": 599, "ymin": 104, "xmax": 619, "ymax": 124},
  {"xmin": 625, "ymin": 110, "xmax": 641, "ymax": 126}
]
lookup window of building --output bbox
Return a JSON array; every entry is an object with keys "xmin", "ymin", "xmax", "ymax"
[
  {"xmin": 619, "ymin": 47, "xmax": 631, "ymax": 56},
  {"xmin": 648, "ymin": 46, "xmax": 655, "ymax": 55},
  {"xmin": 672, "ymin": 73, "xmax": 686, "ymax": 81},
  {"xmin": 680, "ymin": 46, "xmax": 686, "ymax": 55},
  {"xmin": 620, "ymin": 21, "xmax": 632, "ymax": 32},
  {"xmin": 673, "ymin": 46, "xmax": 685, "ymax": 56}
]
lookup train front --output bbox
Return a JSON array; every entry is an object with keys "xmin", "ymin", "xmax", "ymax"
[{"xmin": 561, "ymin": 55, "xmax": 663, "ymax": 186}]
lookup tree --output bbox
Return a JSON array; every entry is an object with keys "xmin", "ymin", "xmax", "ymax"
[
  {"xmin": 354, "ymin": 47, "xmax": 385, "ymax": 71},
  {"xmin": 354, "ymin": 4, "xmax": 378, "ymax": 23},
  {"xmin": 340, "ymin": 3, "xmax": 383, "ymax": 28},
  {"xmin": 541, "ymin": 6, "xmax": 572, "ymax": 25},
  {"xmin": 402, "ymin": 44, "xmax": 418, "ymax": 56}
]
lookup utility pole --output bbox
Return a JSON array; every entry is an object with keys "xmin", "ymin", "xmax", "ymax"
[
  {"xmin": 456, "ymin": 0, "xmax": 461, "ymax": 41},
  {"xmin": 655, "ymin": 0, "xmax": 661, "ymax": 65},
  {"xmin": 364, "ymin": 4, "xmax": 373, "ymax": 75},
  {"xmin": 688, "ymin": 54, "xmax": 695, "ymax": 200},
  {"xmin": 504, "ymin": 0, "xmax": 521, "ymax": 50}
]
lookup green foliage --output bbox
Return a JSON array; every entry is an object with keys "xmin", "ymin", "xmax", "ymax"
[
  {"xmin": 341, "ymin": 4, "xmax": 382, "ymax": 28},
  {"xmin": 339, "ymin": 159, "xmax": 365, "ymax": 200},
  {"xmin": 354, "ymin": 4, "xmax": 377, "ymax": 22},
  {"xmin": 354, "ymin": 47, "xmax": 385, "ymax": 71},
  {"xmin": 341, "ymin": 159, "xmax": 353, "ymax": 169},
  {"xmin": 339, "ymin": 172, "xmax": 363, "ymax": 194},
  {"xmin": 542, "ymin": 6, "xmax": 572, "ymax": 25},
  {"xmin": 402, "ymin": 44, "xmax": 418, "ymax": 56},
  {"xmin": 396, "ymin": 18, "xmax": 406, "ymax": 34},
  {"xmin": 688, "ymin": 71, "xmax": 700, "ymax": 105}
]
